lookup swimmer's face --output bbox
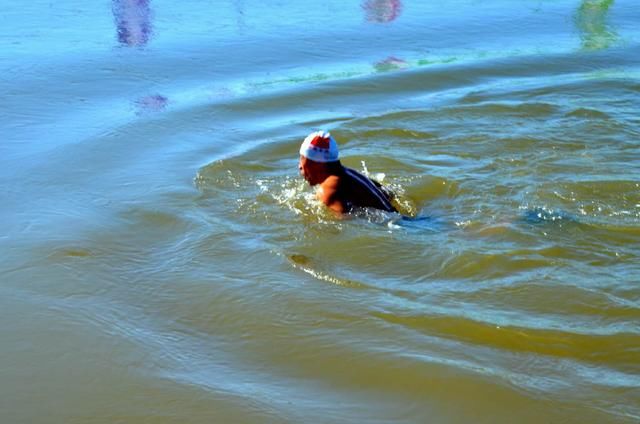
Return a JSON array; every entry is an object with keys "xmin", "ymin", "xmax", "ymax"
[{"xmin": 299, "ymin": 155, "xmax": 322, "ymax": 186}]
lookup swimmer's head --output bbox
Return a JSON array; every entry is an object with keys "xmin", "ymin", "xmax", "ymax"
[
  {"xmin": 299, "ymin": 131, "xmax": 339, "ymax": 163},
  {"xmin": 298, "ymin": 131, "xmax": 340, "ymax": 186}
]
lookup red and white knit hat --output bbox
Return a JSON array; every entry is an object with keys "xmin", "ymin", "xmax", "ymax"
[{"xmin": 299, "ymin": 131, "xmax": 339, "ymax": 163}]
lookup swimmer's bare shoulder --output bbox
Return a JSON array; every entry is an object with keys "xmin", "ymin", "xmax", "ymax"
[{"xmin": 317, "ymin": 175, "xmax": 346, "ymax": 214}]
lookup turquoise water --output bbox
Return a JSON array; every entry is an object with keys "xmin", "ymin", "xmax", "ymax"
[{"xmin": 1, "ymin": 1, "xmax": 639, "ymax": 423}]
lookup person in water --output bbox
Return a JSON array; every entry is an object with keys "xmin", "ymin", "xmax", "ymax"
[{"xmin": 298, "ymin": 131, "xmax": 397, "ymax": 214}]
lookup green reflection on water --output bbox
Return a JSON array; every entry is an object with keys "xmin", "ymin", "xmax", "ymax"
[{"xmin": 576, "ymin": 0, "xmax": 618, "ymax": 51}]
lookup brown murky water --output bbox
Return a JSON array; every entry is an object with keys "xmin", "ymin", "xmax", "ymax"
[{"xmin": 1, "ymin": 0, "xmax": 639, "ymax": 422}]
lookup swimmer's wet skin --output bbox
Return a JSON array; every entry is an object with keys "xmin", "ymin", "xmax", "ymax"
[{"xmin": 298, "ymin": 131, "xmax": 398, "ymax": 214}]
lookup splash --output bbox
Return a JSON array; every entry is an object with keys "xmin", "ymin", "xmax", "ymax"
[
  {"xmin": 359, "ymin": 160, "xmax": 416, "ymax": 217},
  {"xmin": 521, "ymin": 207, "xmax": 577, "ymax": 225},
  {"xmin": 257, "ymin": 176, "xmax": 328, "ymax": 218}
]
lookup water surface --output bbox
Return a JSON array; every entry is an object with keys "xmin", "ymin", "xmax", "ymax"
[{"xmin": 1, "ymin": 0, "xmax": 639, "ymax": 423}]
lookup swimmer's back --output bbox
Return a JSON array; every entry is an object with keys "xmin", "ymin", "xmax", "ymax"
[{"xmin": 340, "ymin": 166, "xmax": 397, "ymax": 213}]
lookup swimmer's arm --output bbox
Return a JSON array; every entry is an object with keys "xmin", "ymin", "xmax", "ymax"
[{"xmin": 317, "ymin": 177, "xmax": 347, "ymax": 214}]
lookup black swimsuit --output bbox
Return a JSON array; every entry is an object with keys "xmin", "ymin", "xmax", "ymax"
[{"xmin": 342, "ymin": 167, "xmax": 397, "ymax": 213}]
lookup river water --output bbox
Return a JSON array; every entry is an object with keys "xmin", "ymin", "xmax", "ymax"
[{"xmin": 1, "ymin": 0, "xmax": 639, "ymax": 422}]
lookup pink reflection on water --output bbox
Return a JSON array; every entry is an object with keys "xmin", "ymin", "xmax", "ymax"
[
  {"xmin": 374, "ymin": 56, "xmax": 408, "ymax": 72},
  {"xmin": 135, "ymin": 94, "xmax": 168, "ymax": 114},
  {"xmin": 112, "ymin": 0, "xmax": 153, "ymax": 46},
  {"xmin": 362, "ymin": 0, "xmax": 402, "ymax": 23}
]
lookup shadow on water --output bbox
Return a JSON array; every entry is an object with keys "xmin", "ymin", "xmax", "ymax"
[{"xmin": 575, "ymin": 0, "xmax": 618, "ymax": 51}]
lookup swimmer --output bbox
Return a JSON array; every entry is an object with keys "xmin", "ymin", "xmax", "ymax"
[{"xmin": 298, "ymin": 131, "xmax": 398, "ymax": 214}]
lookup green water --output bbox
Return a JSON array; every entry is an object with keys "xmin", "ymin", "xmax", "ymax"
[{"xmin": 1, "ymin": 0, "xmax": 639, "ymax": 422}]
